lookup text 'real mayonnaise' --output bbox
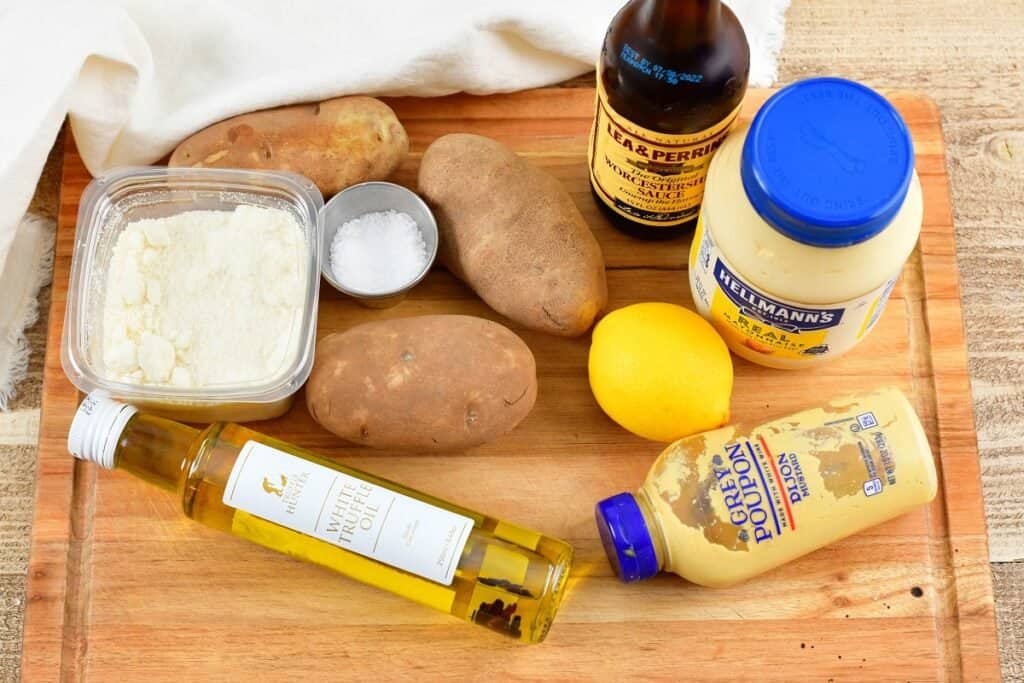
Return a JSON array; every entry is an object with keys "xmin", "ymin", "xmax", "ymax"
[
  {"xmin": 689, "ymin": 78, "xmax": 923, "ymax": 369},
  {"xmin": 594, "ymin": 387, "xmax": 937, "ymax": 587}
]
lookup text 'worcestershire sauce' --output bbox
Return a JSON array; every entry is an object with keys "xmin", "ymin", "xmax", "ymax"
[{"xmin": 589, "ymin": 0, "xmax": 750, "ymax": 240}]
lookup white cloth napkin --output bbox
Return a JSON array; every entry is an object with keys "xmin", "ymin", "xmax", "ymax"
[{"xmin": 0, "ymin": 0, "xmax": 790, "ymax": 408}]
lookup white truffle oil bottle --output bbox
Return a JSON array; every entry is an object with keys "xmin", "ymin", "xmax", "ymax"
[{"xmin": 68, "ymin": 392, "xmax": 572, "ymax": 643}]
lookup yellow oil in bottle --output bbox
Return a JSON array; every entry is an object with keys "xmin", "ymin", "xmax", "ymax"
[{"xmin": 71, "ymin": 394, "xmax": 572, "ymax": 643}]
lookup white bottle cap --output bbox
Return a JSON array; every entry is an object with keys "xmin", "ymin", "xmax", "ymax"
[{"xmin": 67, "ymin": 391, "xmax": 138, "ymax": 469}]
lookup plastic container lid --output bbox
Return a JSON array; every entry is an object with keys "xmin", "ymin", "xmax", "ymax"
[
  {"xmin": 595, "ymin": 492, "xmax": 660, "ymax": 583},
  {"xmin": 740, "ymin": 77, "xmax": 915, "ymax": 247}
]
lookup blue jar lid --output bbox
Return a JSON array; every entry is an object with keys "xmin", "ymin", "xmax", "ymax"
[
  {"xmin": 595, "ymin": 492, "xmax": 660, "ymax": 583},
  {"xmin": 740, "ymin": 78, "xmax": 915, "ymax": 247}
]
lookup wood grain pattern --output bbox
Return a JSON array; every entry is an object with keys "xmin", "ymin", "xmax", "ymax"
[{"xmin": 22, "ymin": 88, "xmax": 999, "ymax": 681}]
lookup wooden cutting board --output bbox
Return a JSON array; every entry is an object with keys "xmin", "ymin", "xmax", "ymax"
[{"xmin": 23, "ymin": 89, "xmax": 1000, "ymax": 681}]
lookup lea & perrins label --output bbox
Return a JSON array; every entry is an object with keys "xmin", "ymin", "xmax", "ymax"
[{"xmin": 588, "ymin": 77, "xmax": 740, "ymax": 229}]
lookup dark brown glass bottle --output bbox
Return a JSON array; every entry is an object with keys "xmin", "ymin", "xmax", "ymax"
[{"xmin": 588, "ymin": 0, "xmax": 750, "ymax": 240}]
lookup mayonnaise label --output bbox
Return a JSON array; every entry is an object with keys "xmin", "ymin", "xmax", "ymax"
[
  {"xmin": 713, "ymin": 260, "xmax": 845, "ymax": 332},
  {"xmin": 690, "ymin": 214, "xmax": 897, "ymax": 361}
]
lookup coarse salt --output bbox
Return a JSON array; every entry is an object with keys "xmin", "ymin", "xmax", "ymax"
[{"xmin": 329, "ymin": 210, "xmax": 428, "ymax": 294}]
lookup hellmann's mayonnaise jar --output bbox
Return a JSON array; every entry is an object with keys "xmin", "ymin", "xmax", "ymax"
[
  {"xmin": 689, "ymin": 78, "xmax": 923, "ymax": 368},
  {"xmin": 594, "ymin": 387, "xmax": 937, "ymax": 587}
]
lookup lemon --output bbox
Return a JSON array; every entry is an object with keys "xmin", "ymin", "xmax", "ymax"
[{"xmin": 588, "ymin": 302, "xmax": 733, "ymax": 442}]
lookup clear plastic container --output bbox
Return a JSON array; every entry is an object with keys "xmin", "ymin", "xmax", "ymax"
[{"xmin": 61, "ymin": 166, "xmax": 323, "ymax": 423}]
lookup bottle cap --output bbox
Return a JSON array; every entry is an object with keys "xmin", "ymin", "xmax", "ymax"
[
  {"xmin": 67, "ymin": 391, "xmax": 137, "ymax": 469},
  {"xmin": 740, "ymin": 77, "xmax": 915, "ymax": 247},
  {"xmin": 594, "ymin": 492, "xmax": 660, "ymax": 582}
]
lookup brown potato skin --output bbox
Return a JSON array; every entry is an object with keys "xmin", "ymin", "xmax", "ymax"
[
  {"xmin": 418, "ymin": 134, "xmax": 608, "ymax": 337},
  {"xmin": 169, "ymin": 96, "xmax": 408, "ymax": 196},
  {"xmin": 306, "ymin": 315, "xmax": 537, "ymax": 451}
]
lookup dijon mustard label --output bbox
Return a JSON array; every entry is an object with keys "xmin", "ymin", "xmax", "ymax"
[
  {"xmin": 655, "ymin": 397, "xmax": 903, "ymax": 550},
  {"xmin": 690, "ymin": 214, "xmax": 898, "ymax": 361},
  {"xmin": 588, "ymin": 76, "xmax": 740, "ymax": 227},
  {"xmin": 644, "ymin": 387, "xmax": 937, "ymax": 591}
]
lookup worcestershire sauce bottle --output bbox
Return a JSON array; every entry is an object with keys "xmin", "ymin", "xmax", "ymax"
[{"xmin": 589, "ymin": 0, "xmax": 750, "ymax": 240}]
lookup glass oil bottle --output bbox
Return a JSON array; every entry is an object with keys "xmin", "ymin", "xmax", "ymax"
[{"xmin": 68, "ymin": 392, "xmax": 573, "ymax": 643}]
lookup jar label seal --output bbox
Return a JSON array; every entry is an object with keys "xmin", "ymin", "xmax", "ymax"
[{"xmin": 690, "ymin": 214, "xmax": 898, "ymax": 361}]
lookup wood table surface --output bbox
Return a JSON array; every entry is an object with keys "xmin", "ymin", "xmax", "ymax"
[
  {"xmin": 1, "ymin": 1, "xmax": 1022, "ymax": 680},
  {"xmin": 22, "ymin": 88, "xmax": 1001, "ymax": 681}
]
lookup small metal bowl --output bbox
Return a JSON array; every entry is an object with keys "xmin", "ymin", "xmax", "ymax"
[{"xmin": 320, "ymin": 181, "xmax": 439, "ymax": 308}]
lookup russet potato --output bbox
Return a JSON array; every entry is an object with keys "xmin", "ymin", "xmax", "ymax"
[
  {"xmin": 306, "ymin": 315, "xmax": 537, "ymax": 451},
  {"xmin": 418, "ymin": 134, "xmax": 607, "ymax": 337},
  {"xmin": 170, "ymin": 96, "xmax": 408, "ymax": 196}
]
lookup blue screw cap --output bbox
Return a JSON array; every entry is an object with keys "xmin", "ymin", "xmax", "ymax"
[
  {"xmin": 741, "ymin": 77, "xmax": 915, "ymax": 247},
  {"xmin": 595, "ymin": 492, "xmax": 660, "ymax": 583}
]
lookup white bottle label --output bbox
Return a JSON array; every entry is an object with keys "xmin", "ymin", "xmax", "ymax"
[
  {"xmin": 223, "ymin": 441, "xmax": 474, "ymax": 585},
  {"xmin": 689, "ymin": 214, "xmax": 898, "ymax": 362}
]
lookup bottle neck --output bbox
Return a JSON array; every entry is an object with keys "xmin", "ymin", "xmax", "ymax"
[
  {"xmin": 114, "ymin": 413, "xmax": 202, "ymax": 492},
  {"xmin": 642, "ymin": 0, "xmax": 721, "ymax": 48},
  {"xmin": 635, "ymin": 487, "xmax": 669, "ymax": 572}
]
